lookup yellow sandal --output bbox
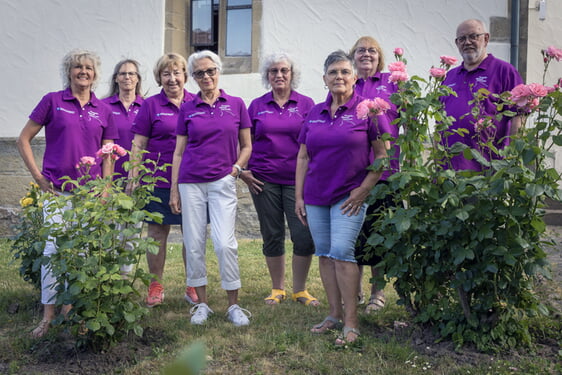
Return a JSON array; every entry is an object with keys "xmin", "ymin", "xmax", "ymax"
[
  {"xmin": 292, "ymin": 290, "xmax": 320, "ymax": 306},
  {"xmin": 264, "ymin": 289, "xmax": 286, "ymax": 305}
]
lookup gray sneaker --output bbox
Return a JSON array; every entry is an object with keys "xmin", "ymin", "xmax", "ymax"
[
  {"xmin": 226, "ymin": 304, "xmax": 251, "ymax": 326},
  {"xmin": 190, "ymin": 303, "xmax": 213, "ymax": 325}
]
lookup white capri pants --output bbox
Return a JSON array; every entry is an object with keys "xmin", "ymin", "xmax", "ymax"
[{"xmin": 179, "ymin": 174, "xmax": 241, "ymax": 291}]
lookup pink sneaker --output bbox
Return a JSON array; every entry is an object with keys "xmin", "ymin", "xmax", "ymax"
[
  {"xmin": 146, "ymin": 281, "xmax": 164, "ymax": 307},
  {"xmin": 184, "ymin": 286, "xmax": 199, "ymax": 305}
]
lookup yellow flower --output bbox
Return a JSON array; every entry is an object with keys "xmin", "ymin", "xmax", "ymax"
[{"xmin": 20, "ymin": 197, "xmax": 34, "ymax": 208}]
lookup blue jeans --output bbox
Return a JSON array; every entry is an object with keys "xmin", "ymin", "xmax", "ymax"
[{"xmin": 306, "ymin": 196, "xmax": 367, "ymax": 263}]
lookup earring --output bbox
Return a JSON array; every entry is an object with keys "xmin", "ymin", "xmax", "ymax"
[{"xmin": 324, "ymin": 85, "xmax": 328, "ymax": 89}]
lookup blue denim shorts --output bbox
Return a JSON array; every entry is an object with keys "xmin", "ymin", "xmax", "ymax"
[{"xmin": 305, "ymin": 196, "xmax": 367, "ymax": 263}]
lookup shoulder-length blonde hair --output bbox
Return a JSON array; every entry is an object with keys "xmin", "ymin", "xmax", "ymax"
[
  {"xmin": 349, "ymin": 36, "xmax": 385, "ymax": 73},
  {"xmin": 61, "ymin": 49, "xmax": 102, "ymax": 89}
]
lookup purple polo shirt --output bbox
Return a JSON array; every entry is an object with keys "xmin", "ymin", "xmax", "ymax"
[
  {"xmin": 29, "ymin": 88, "xmax": 118, "ymax": 191},
  {"xmin": 298, "ymin": 91, "xmax": 390, "ymax": 206},
  {"xmin": 440, "ymin": 54, "xmax": 523, "ymax": 171},
  {"xmin": 131, "ymin": 89, "xmax": 194, "ymax": 188},
  {"xmin": 355, "ymin": 71, "xmax": 400, "ymax": 180},
  {"xmin": 176, "ymin": 89, "xmax": 251, "ymax": 183},
  {"xmin": 247, "ymin": 90, "xmax": 314, "ymax": 185},
  {"xmin": 102, "ymin": 94, "xmax": 144, "ymax": 179}
]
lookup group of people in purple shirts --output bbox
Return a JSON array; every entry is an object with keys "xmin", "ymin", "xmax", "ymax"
[{"xmin": 18, "ymin": 18, "xmax": 522, "ymax": 345}]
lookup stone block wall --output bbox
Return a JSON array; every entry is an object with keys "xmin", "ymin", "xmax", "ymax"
[{"xmin": 0, "ymin": 137, "xmax": 261, "ymax": 239}]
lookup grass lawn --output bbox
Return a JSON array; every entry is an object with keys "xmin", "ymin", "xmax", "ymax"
[{"xmin": 0, "ymin": 237, "xmax": 560, "ymax": 374}]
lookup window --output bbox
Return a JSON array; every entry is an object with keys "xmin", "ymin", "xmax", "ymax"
[
  {"xmin": 188, "ymin": 0, "xmax": 261, "ymax": 74},
  {"xmin": 225, "ymin": 0, "xmax": 252, "ymax": 56}
]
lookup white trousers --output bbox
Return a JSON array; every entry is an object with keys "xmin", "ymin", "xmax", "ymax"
[
  {"xmin": 41, "ymin": 193, "xmax": 72, "ymax": 305},
  {"xmin": 179, "ymin": 174, "xmax": 241, "ymax": 290}
]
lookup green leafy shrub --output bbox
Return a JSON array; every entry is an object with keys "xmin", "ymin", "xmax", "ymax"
[
  {"xmin": 365, "ymin": 50, "xmax": 562, "ymax": 351},
  {"xmin": 13, "ymin": 147, "xmax": 168, "ymax": 351},
  {"xmin": 10, "ymin": 182, "xmax": 48, "ymax": 289}
]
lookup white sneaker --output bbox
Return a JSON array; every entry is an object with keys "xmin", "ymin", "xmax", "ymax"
[
  {"xmin": 226, "ymin": 304, "xmax": 251, "ymax": 326},
  {"xmin": 190, "ymin": 303, "xmax": 213, "ymax": 325}
]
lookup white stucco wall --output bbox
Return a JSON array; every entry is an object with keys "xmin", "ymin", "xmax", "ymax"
[
  {"xmin": 1, "ymin": 0, "xmax": 557, "ymax": 139},
  {"xmin": 526, "ymin": 0, "xmax": 562, "ymax": 85},
  {"xmin": 0, "ymin": 0, "xmax": 165, "ymax": 138},
  {"xmin": 259, "ymin": 0, "xmax": 511, "ymax": 104},
  {"xmin": 526, "ymin": 0, "xmax": 562, "ymax": 175}
]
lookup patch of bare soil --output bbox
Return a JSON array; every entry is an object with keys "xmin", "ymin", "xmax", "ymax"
[{"xmin": 13, "ymin": 327, "xmax": 169, "ymax": 375}]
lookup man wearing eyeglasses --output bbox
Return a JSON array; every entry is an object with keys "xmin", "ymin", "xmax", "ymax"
[{"xmin": 440, "ymin": 19, "xmax": 523, "ymax": 171}]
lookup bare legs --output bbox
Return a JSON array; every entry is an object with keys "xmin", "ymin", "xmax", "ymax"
[{"xmin": 146, "ymin": 223, "xmax": 187, "ymax": 282}]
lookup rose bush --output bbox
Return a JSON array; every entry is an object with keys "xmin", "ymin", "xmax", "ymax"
[
  {"xmin": 363, "ymin": 48, "xmax": 562, "ymax": 351},
  {"xmin": 12, "ymin": 144, "xmax": 168, "ymax": 350}
]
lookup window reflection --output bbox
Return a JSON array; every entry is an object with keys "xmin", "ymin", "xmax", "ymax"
[
  {"xmin": 226, "ymin": 8, "xmax": 251, "ymax": 56},
  {"xmin": 192, "ymin": 0, "xmax": 213, "ymax": 46}
]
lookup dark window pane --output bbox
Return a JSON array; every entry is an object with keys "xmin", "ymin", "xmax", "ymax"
[
  {"xmin": 192, "ymin": 0, "xmax": 213, "ymax": 46},
  {"xmin": 226, "ymin": 8, "xmax": 251, "ymax": 56}
]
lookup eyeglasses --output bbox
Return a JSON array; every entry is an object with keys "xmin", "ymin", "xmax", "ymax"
[
  {"xmin": 192, "ymin": 67, "xmax": 218, "ymax": 79},
  {"xmin": 268, "ymin": 68, "xmax": 291, "ymax": 75},
  {"xmin": 326, "ymin": 69, "xmax": 353, "ymax": 78},
  {"xmin": 455, "ymin": 33, "xmax": 486, "ymax": 44},
  {"xmin": 118, "ymin": 72, "xmax": 137, "ymax": 77},
  {"xmin": 356, "ymin": 47, "xmax": 377, "ymax": 55}
]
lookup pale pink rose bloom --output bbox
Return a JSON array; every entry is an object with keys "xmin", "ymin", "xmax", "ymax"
[
  {"xmin": 371, "ymin": 97, "xmax": 391, "ymax": 114},
  {"xmin": 112, "ymin": 144, "xmax": 127, "ymax": 157},
  {"xmin": 388, "ymin": 61, "xmax": 407, "ymax": 72},
  {"xmin": 509, "ymin": 84, "xmax": 533, "ymax": 107},
  {"xmin": 527, "ymin": 83, "xmax": 549, "ymax": 98},
  {"xmin": 79, "ymin": 156, "xmax": 96, "ymax": 166},
  {"xmin": 393, "ymin": 47, "xmax": 404, "ymax": 56},
  {"xmin": 545, "ymin": 45, "xmax": 562, "ymax": 62},
  {"xmin": 429, "ymin": 67, "xmax": 447, "ymax": 78},
  {"xmin": 389, "ymin": 70, "xmax": 409, "ymax": 83},
  {"xmin": 357, "ymin": 100, "xmax": 370, "ymax": 119},
  {"xmin": 529, "ymin": 97, "xmax": 540, "ymax": 110},
  {"xmin": 440, "ymin": 55, "xmax": 458, "ymax": 66}
]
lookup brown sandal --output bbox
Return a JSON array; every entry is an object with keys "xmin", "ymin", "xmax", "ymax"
[{"xmin": 31, "ymin": 319, "xmax": 50, "ymax": 338}]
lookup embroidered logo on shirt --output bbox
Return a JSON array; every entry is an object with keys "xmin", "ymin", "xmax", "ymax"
[
  {"xmin": 257, "ymin": 110, "xmax": 274, "ymax": 116},
  {"xmin": 339, "ymin": 114, "xmax": 356, "ymax": 126},
  {"xmin": 308, "ymin": 119, "xmax": 326, "ymax": 124},
  {"xmin": 218, "ymin": 104, "xmax": 235, "ymax": 117},
  {"xmin": 475, "ymin": 76, "xmax": 489, "ymax": 87},
  {"xmin": 156, "ymin": 112, "xmax": 174, "ymax": 117},
  {"xmin": 112, "ymin": 111, "xmax": 121, "ymax": 115},
  {"xmin": 88, "ymin": 111, "xmax": 103, "ymax": 124},
  {"xmin": 56, "ymin": 107, "xmax": 75, "ymax": 114},
  {"xmin": 188, "ymin": 111, "xmax": 206, "ymax": 118},
  {"xmin": 287, "ymin": 107, "xmax": 303, "ymax": 118},
  {"xmin": 376, "ymin": 86, "xmax": 389, "ymax": 94}
]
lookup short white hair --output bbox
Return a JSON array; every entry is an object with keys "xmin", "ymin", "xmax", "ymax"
[{"xmin": 259, "ymin": 52, "xmax": 301, "ymax": 90}]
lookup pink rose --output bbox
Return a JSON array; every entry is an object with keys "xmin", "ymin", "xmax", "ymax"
[
  {"xmin": 76, "ymin": 156, "xmax": 96, "ymax": 169},
  {"xmin": 388, "ymin": 61, "xmax": 407, "ymax": 72},
  {"xmin": 429, "ymin": 67, "xmax": 447, "ymax": 79},
  {"xmin": 393, "ymin": 47, "xmax": 404, "ymax": 57},
  {"xmin": 440, "ymin": 55, "xmax": 458, "ymax": 66},
  {"xmin": 112, "ymin": 144, "xmax": 127, "ymax": 157},
  {"xmin": 356, "ymin": 98, "xmax": 391, "ymax": 119},
  {"xmin": 389, "ymin": 70, "xmax": 409, "ymax": 83},
  {"xmin": 509, "ymin": 84, "xmax": 533, "ymax": 107},
  {"xmin": 545, "ymin": 45, "xmax": 562, "ymax": 62},
  {"xmin": 95, "ymin": 142, "xmax": 127, "ymax": 161},
  {"xmin": 357, "ymin": 100, "xmax": 370, "ymax": 119},
  {"xmin": 527, "ymin": 82, "xmax": 549, "ymax": 98}
]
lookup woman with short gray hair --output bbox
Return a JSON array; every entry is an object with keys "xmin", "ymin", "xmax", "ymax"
[{"xmin": 241, "ymin": 52, "xmax": 318, "ymax": 307}]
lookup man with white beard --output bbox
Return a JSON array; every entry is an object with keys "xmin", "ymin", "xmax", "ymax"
[{"xmin": 440, "ymin": 19, "xmax": 523, "ymax": 171}]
